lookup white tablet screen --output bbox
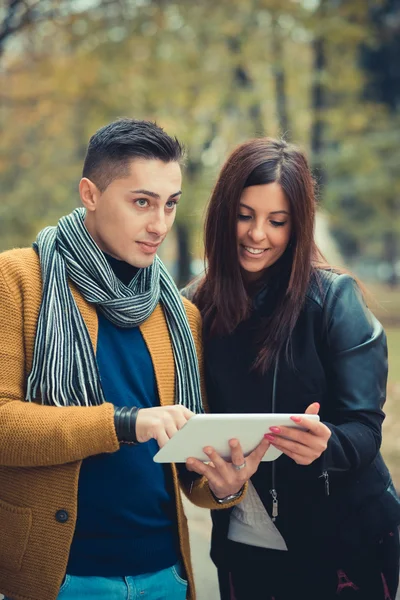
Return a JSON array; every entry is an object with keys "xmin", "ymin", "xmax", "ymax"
[{"xmin": 153, "ymin": 413, "xmax": 320, "ymax": 463}]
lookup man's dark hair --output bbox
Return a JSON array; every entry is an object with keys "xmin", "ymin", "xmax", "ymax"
[{"xmin": 82, "ymin": 118, "xmax": 184, "ymax": 192}]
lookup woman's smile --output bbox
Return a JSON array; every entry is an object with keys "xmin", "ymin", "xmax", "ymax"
[{"xmin": 240, "ymin": 245, "xmax": 270, "ymax": 258}]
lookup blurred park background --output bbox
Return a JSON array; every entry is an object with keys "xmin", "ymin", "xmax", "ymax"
[
  {"xmin": 0, "ymin": 0, "xmax": 399, "ymax": 484},
  {"xmin": 0, "ymin": 2, "xmax": 399, "ymax": 598}
]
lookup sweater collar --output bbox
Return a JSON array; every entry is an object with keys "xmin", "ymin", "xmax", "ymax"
[{"xmin": 103, "ymin": 252, "xmax": 139, "ymax": 287}]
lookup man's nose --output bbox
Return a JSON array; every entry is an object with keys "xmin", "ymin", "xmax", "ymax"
[{"xmin": 147, "ymin": 211, "xmax": 168, "ymax": 237}]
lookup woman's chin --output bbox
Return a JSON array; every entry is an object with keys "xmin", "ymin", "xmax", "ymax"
[{"xmin": 240, "ymin": 264, "xmax": 268, "ymax": 282}]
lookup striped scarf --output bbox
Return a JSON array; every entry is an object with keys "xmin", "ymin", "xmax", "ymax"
[{"xmin": 26, "ymin": 207, "xmax": 203, "ymax": 413}]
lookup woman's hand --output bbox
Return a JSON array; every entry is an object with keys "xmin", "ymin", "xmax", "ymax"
[
  {"xmin": 264, "ymin": 402, "xmax": 331, "ymax": 466},
  {"xmin": 185, "ymin": 436, "xmax": 270, "ymax": 499}
]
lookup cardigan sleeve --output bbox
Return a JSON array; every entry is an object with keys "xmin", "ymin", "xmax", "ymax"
[
  {"xmin": 179, "ymin": 466, "xmax": 247, "ymax": 510},
  {"xmin": 0, "ymin": 257, "xmax": 120, "ymax": 468}
]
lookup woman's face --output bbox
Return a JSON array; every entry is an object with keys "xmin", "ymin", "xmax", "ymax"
[{"xmin": 236, "ymin": 181, "xmax": 292, "ymax": 281}]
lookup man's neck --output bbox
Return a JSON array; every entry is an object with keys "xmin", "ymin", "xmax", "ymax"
[{"xmin": 103, "ymin": 252, "xmax": 139, "ymax": 286}]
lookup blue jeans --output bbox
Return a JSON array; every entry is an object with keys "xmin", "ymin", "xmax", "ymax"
[{"xmin": 5, "ymin": 561, "xmax": 187, "ymax": 600}]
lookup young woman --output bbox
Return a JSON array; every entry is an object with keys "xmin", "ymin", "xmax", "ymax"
[{"xmin": 183, "ymin": 138, "xmax": 400, "ymax": 600}]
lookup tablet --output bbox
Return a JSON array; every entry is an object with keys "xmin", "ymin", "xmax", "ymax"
[{"xmin": 153, "ymin": 413, "xmax": 320, "ymax": 463}]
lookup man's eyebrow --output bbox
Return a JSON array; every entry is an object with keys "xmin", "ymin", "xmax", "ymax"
[
  {"xmin": 239, "ymin": 202, "xmax": 289, "ymax": 216},
  {"xmin": 130, "ymin": 189, "xmax": 182, "ymax": 199}
]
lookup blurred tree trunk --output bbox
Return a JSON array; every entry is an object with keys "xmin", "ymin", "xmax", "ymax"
[
  {"xmin": 174, "ymin": 117, "xmax": 217, "ymax": 286},
  {"xmin": 271, "ymin": 14, "xmax": 290, "ymax": 137},
  {"xmin": 310, "ymin": 34, "xmax": 326, "ymax": 189},
  {"xmin": 384, "ymin": 230, "xmax": 398, "ymax": 288},
  {"xmin": 175, "ymin": 221, "xmax": 192, "ymax": 288},
  {"xmin": 310, "ymin": 0, "xmax": 328, "ymax": 190},
  {"xmin": 227, "ymin": 33, "xmax": 264, "ymax": 136},
  {"xmin": 361, "ymin": 0, "xmax": 400, "ymax": 286}
]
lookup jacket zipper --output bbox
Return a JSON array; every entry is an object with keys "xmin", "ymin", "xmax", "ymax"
[
  {"xmin": 269, "ymin": 358, "xmax": 279, "ymax": 521},
  {"xmin": 270, "ymin": 487, "xmax": 278, "ymax": 521},
  {"xmin": 268, "ymin": 355, "xmax": 330, "ymax": 523},
  {"xmin": 319, "ymin": 452, "xmax": 330, "ymax": 496},
  {"xmin": 320, "ymin": 470, "xmax": 330, "ymax": 496}
]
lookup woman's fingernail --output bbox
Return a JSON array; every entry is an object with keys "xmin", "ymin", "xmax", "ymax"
[
  {"xmin": 264, "ymin": 434, "xmax": 275, "ymax": 441},
  {"xmin": 291, "ymin": 416, "xmax": 301, "ymax": 423},
  {"xmin": 203, "ymin": 447, "xmax": 212, "ymax": 454},
  {"xmin": 270, "ymin": 426, "xmax": 280, "ymax": 433}
]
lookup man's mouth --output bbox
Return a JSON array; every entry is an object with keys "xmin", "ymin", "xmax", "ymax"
[{"xmin": 136, "ymin": 241, "xmax": 162, "ymax": 253}]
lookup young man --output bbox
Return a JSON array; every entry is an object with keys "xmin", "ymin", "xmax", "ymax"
[{"xmin": 0, "ymin": 119, "xmax": 269, "ymax": 600}]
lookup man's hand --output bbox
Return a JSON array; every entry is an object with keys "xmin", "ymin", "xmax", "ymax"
[
  {"xmin": 185, "ymin": 436, "xmax": 270, "ymax": 499},
  {"xmin": 136, "ymin": 405, "xmax": 194, "ymax": 447}
]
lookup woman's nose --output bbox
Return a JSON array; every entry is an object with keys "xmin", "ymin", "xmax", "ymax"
[{"xmin": 248, "ymin": 223, "xmax": 267, "ymax": 244}]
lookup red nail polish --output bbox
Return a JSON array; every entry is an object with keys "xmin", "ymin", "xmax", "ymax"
[
  {"xmin": 265, "ymin": 434, "xmax": 275, "ymax": 441},
  {"xmin": 291, "ymin": 416, "xmax": 301, "ymax": 423},
  {"xmin": 270, "ymin": 426, "xmax": 280, "ymax": 433}
]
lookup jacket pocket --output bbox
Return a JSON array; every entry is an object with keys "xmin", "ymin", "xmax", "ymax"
[{"xmin": 0, "ymin": 498, "xmax": 32, "ymax": 571}]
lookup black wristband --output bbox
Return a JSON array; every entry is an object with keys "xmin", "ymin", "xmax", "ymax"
[
  {"xmin": 114, "ymin": 406, "xmax": 141, "ymax": 444},
  {"xmin": 128, "ymin": 406, "xmax": 140, "ymax": 443}
]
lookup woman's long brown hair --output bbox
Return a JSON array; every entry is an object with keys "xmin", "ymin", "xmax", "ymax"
[{"xmin": 194, "ymin": 137, "xmax": 328, "ymax": 372}]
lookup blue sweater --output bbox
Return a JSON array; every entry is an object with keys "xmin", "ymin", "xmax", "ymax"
[{"xmin": 67, "ymin": 259, "xmax": 179, "ymax": 576}]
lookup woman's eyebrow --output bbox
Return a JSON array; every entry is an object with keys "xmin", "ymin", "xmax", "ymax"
[{"xmin": 239, "ymin": 203, "xmax": 289, "ymax": 216}]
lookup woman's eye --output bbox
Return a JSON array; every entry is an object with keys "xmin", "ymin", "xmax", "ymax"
[
  {"xmin": 135, "ymin": 198, "xmax": 148, "ymax": 207},
  {"xmin": 238, "ymin": 214, "xmax": 251, "ymax": 221},
  {"xmin": 166, "ymin": 200, "xmax": 178, "ymax": 209},
  {"xmin": 270, "ymin": 220, "xmax": 286, "ymax": 227}
]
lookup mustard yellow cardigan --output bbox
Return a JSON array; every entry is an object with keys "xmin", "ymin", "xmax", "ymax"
[{"xmin": 0, "ymin": 248, "xmax": 242, "ymax": 600}]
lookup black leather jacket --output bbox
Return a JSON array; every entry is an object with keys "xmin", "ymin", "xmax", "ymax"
[{"xmin": 182, "ymin": 269, "xmax": 400, "ymax": 566}]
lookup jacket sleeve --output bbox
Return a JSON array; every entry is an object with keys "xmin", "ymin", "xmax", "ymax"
[
  {"xmin": 320, "ymin": 274, "xmax": 387, "ymax": 472},
  {"xmin": 178, "ymin": 296, "xmax": 247, "ymax": 509},
  {"xmin": 0, "ymin": 260, "xmax": 120, "ymax": 468}
]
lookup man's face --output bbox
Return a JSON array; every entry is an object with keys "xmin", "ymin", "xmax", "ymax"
[{"xmin": 83, "ymin": 158, "xmax": 182, "ymax": 268}]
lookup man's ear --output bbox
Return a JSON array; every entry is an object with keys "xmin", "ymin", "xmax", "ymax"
[{"xmin": 79, "ymin": 177, "xmax": 100, "ymax": 212}]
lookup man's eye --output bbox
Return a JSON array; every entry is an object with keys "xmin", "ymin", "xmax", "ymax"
[
  {"xmin": 238, "ymin": 214, "xmax": 251, "ymax": 221},
  {"xmin": 135, "ymin": 199, "xmax": 148, "ymax": 207}
]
